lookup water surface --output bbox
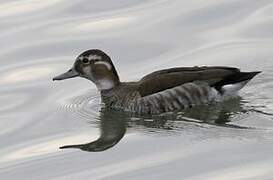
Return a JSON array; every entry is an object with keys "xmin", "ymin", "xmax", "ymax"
[{"xmin": 0, "ymin": 0, "xmax": 273, "ymax": 179}]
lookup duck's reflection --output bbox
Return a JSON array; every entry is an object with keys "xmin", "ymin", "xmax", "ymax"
[
  {"xmin": 60, "ymin": 97, "xmax": 251, "ymax": 152},
  {"xmin": 60, "ymin": 108, "xmax": 128, "ymax": 152}
]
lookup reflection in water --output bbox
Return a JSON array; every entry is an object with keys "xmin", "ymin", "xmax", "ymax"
[
  {"xmin": 177, "ymin": 97, "xmax": 248, "ymax": 127},
  {"xmin": 60, "ymin": 97, "xmax": 252, "ymax": 152},
  {"xmin": 60, "ymin": 108, "xmax": 128, "ymax": 152}
]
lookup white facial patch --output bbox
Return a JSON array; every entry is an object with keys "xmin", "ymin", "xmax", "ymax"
[
  {"xmin": 94, "ymin": 61, "xmax": 112, "ymax": 70},
  {"xmin": 82, "ymin": 66, "xmax": 92, "ymax": 75}
]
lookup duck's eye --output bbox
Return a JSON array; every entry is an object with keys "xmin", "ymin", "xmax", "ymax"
[{"xmin": 82, "ymin": 58, "xmax": 89, "ymax": 64}]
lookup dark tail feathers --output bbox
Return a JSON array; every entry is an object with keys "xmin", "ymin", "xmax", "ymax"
[
  {"xmin": 214, "ymin": 71, "xmax": 261, "ymax": 91},
  {"xmin": 233, "ymin": 71, "xmax": 261, "ymax": 83}
]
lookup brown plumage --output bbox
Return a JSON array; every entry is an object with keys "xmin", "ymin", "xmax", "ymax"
[{"xmin": 53, "ymin": 49, "xmax": 261, "ymax": 115}]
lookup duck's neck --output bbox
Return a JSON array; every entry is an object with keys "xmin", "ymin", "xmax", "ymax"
[
  {"xmin": 96, "ymin": 79, "xmax": 114, "ymax": 91},
  {"xmin": 95, "ymin": 76, "xmax": 120, "ymax": 92}
]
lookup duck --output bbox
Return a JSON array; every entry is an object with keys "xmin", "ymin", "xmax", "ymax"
[{"xmin": 53, "ymin": 49, "xmax": 261, "ymax": 115}]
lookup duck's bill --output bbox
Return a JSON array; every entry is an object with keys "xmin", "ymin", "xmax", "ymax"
[{"xmin": 53, "ymin": 68, "xmax": 79, "ymax": 81}]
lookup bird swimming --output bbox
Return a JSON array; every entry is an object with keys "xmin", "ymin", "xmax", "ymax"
[{"xmin": 53, "ymin": 49, "xmax": 261, "ymax": 115}]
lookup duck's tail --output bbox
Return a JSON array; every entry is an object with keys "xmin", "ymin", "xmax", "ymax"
[{"xmin": 215, "ymin": 71, "xmax": 261, "ymax": 95}]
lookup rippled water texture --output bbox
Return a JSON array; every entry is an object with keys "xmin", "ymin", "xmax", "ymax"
[{"xmin": 1, "ymin": 0, "xmax": 273, "ymax": 179}]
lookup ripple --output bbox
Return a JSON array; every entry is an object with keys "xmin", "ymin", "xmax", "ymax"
[
  {"xmin": 0, "ymin": 67, "xmax": 52, "ymax": 84},
  {"xmin": 75, "ymin": 17, "xmax": 134, "ymax": 32},
  {"xmin": 57, "ymin": 91, "xmax": 101, "ymax": 122},
  {"xmin": 190, "ymin": 160, "xmax": 273, "ymax": 180},
  {"xmin": 248, "ymin": 3, "xmax": 273, "ymax": 22},
  {"xmin": 0, "ymin": 0, "xmax": 64, "ymax": 18},
  {"xmin": 0, "ymin": 93, "xmax": 28, "ymax": 113},
  {"xmin": 0, "ymin": 132, "xmax": 97, "ymax": 164},
  {"xmin": 0, "ymin": 58, "xmax": 65, "ymax": 86},
  {"xmin": 47, "ymin": 16, "xmax": 135, "ymax": 36}
]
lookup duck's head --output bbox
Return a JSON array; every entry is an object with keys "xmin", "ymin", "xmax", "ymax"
[{"xmin": 53, "ymin": 49, "xmax": 120, "ymax": 91}]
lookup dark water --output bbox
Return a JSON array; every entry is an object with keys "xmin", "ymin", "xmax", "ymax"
[{"xmin": 0, "ymin": 0, "xmax": 273, "ymax": 179}]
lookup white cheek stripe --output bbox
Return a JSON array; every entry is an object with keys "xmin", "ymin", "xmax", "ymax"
[
  {"xmin": 88, "ymin": 55, "xmax": 102, "ymax": 61},
  {"xmin": 94, "ymin": 61, "xmax": 112, "ymax": 70}
]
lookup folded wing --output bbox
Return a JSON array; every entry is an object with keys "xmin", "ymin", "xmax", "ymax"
[{"xmin": 138, "ymin": 66, "xmax": 240, "ymax": 97}]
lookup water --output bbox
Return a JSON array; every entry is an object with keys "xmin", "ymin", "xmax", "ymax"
[{"xmin": 0, "ymin": 0, "xmax": 273, "ymax": 179}]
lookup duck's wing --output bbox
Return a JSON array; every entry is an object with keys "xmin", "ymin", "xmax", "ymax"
[{"xmin": 138, "ymin": 66, "xmax": 240, "ymax": 97}]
